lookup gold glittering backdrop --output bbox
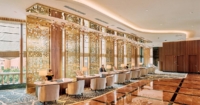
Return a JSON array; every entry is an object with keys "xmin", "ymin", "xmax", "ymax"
[
  {"xmin": 25, "ymin": 3, "xmax": 151, "ymax": 93},
  {"xmin": 26, "ymin": 16, "xmax": 50, "ymax": 93}
]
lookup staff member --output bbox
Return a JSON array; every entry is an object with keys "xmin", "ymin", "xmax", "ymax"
[
  {"xmin": 99, "ymin": 65, "xmax": 106, "ymax": 72},
  {"xmin": 46, "ymin": 69, "xmax": 54, "ymax": 81}
]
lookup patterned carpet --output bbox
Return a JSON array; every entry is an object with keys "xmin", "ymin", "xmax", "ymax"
[{"xmin": 0, "ymin": 73, "xmax": 187, "ymax": 105}]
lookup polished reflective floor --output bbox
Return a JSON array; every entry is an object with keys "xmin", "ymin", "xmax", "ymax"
[{"xmin": 73, "ymin": 74, "xmax": 200, "ymax": 105}]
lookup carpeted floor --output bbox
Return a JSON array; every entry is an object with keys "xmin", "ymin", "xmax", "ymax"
[{"xmin": 0, "ymin": 72, "xmax": 187, "ymax": 105}]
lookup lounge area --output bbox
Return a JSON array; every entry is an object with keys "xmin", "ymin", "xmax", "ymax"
[
  {"xmin": 1, "ymin": 0, "xmax": 200, "ymax": 105},
  {"xmin": 0, "ymin": 69, "xmax": 189, "ymax": 105}
]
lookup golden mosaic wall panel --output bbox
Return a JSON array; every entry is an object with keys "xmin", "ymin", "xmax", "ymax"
[
  {"xmin": 117, "ymin": 32, "xmax": 124, "ymax": 37},
  {"xmin": 107, "ymin": 29, "xmax": 115, "ymax": 34},
  {"xmin": 66, "ymin": 14, "xmax": 80, "ymax": 24},
  {"xmin": 117, "ymin": 40, "xmax": 124, "ymax": 69},
  {"xmin": 127, "ymin": 34, "xmax": 137, "ymax": 41},
  {"xmin": 144, "ymin": 48, "xmax": 150, "ymax": 66},
  {"xmin": 65, "ymin": 27, "xmax": 80, "ymax": 78},
  {"xmin": 105, "ymin": 36, "xmax": 115, "ymax": 70},
  {"xmin": 26, "ymin": 16, "xmax": 50, "ymax": 92},
  {"xmin": 88, "ymin": 32, "xmax": 100, "ymax": 75},
  {"xmin": 90, "ymin": 22, "xmax": 101, "ymax": 31},
  {"xmin": 132, "ymin": 45, "xmax": 136, "ymax": 65},
  {"xmin": 26, "ymin": 4, "xmax": 49, "ymax": 15},
  {"xmin": 126, "ymin": 43, "xmax": 132, "ymax": 66},
  {"xmin": 26, "ymin": 3, "xmax": 151, "ymax": 43}
]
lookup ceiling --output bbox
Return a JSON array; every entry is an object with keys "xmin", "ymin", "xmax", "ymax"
[{"xmin": 1, "ymin": 0, "xmax": 200, "ymax": 47}]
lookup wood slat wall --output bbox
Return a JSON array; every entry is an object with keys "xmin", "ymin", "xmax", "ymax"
[
  {"xmin": 158, "ymin": 47, "xmax": 163, "ymax": 70},
  {"xmin": 50, "ymin": 10, "xmax": 62, "ymax": 79},
  {"xmin": 159, "ymin": 40, "xmax": 200, "ymax": 73}
]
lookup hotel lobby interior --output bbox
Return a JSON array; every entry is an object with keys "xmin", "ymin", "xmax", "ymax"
[{"xmin": 1, "ymin": 0, "xmax": 200, "ymax": 105}]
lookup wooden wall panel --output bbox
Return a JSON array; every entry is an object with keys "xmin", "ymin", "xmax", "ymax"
[
  {"xmin": 50, "ymin": 10, "xmax": 62, "ymax": 79},
  {"xmin": 160, "ymin": 40, "xmax": 199, "ymax": 73},
  {"xmin": 198, "ymin": 40, "xmax": 200, "ymax": 73},
  {"xmin": 165, "ymin": 55, "xmax": 174, "ymax": 71},
  {"xmin": 186, "ymin": 40, "xmax": 198, "ymax": 55},
  {"xmin": 50, "ymin": 10, "xmax": 62, "ymax": 19},
  {"xmin": 186, "ymin": 41, "xmax": 198, "ymax": 73},
  {"xmin": 159, "ymin": 47, "xmax": 164, "ymax": 70},
  {"xmin": 163, "ymin": 42, "xmax": 176, "ymax": 71},
  {"xmin": 178, "ymin": 41, "xmax": 186, "ymax": 55},
  {"xmin": 51, "ymin": 26, "xmax": 62, "ymax": 79},
  {"xmin": 176, "ymin": 41, "xmax": 186, "ymax": 72},
  {"xmin": 173, "ymin": 42, "xmax": 178, "ymax": 56},
  {"xmin": 163, "ymin": 42, "xmax": 174, "ymax": 55}
]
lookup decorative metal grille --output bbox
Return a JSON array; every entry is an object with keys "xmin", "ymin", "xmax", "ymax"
[
  {"xmin": 26, "ymin": 16, "xmax": 50, "ymax": 92},
  {"xmin": 107, "ymin": 29, "xmax": 115, "ymax": 34},
  {"xmin": 105, "ymin": 36, "xmax": 115, "ymax": 71},
  {"xmin": 26, "ymin": 4, "xmax": 49, "ymax": 15},
  {"xmin": 126, "ymin": 42, "xmax": 132, "ymax": 66},
  {"xmin": 117, "ymin": 32, "xmax": 124, "ymax": 37},
  {"xmin": 65, "ymin": 14, "xmax": 80, "ymax": 24},
  {"xmin": 65, "ymin": 27, "xmax": 80, "ymax": 78},
  {"xmin": 117, "ymin": 39, "xmax": 124, "ymax": 69},
  {"xmin": 88, "ymin": 32, "xmax": 99, "ymax": 75},
  {"xmin": 90, "ymin": 22, "xmax": 101, "ymax": 31}
]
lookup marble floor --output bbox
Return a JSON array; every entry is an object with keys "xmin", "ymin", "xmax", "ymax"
[
  {"xmin": 0, "ymin": 71, "xmax": 194, "ymax": 105},
  {"xmin": 73, "ymin": 74, "xmax": 200, "ymax": 105}
]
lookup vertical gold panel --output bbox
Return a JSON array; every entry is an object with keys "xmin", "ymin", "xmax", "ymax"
[
  {"xmin": 132, "ymin": 45, "xmax": 136, "ymax": 65},
  {"xmin": 105, "ymin": 36, "xmax": 114, "ymax": 71},
  {"xmin": 117, "ymin": 40, "xmax": 124, "ymax": 69},
  {"xmin": 65, "ymin": 27, "xmax": 80, "ymax": 78},
  {"xmin": 144, "ymin": 48, "xmax": 150, "ymax": 66},
  {"xmin": 26, "ymin": 4, "xmax": 50, "ymax": 16},
  {"xmin": 88, "ymin": 32, "xmax": 99, "ymax": 75},
  {"xmin": 26, "ymin": 16, "xmax": 50, "ymax": 93},
  {"xmin": 126, "ymin": 43, "xmax": 132, "ymax": 66}
]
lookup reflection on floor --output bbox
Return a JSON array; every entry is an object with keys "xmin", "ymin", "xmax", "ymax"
[
  {"xmin": 0, "ymin": 72, "xmax": 195, "ymax": 105},
  {"xmin": 74, "ymin": 74, "xmax": 200, "ymax": 105}
]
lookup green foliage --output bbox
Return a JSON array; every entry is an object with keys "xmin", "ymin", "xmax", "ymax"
[
  {"xmin": 2, "ymin": 68, "xmax": 20, "ymax": 72},
  {"xmin": 0, "ymin": 68, "xmax": 22, "ymax": 84}
]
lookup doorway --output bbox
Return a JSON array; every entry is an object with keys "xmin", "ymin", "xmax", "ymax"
[
  {"xmin": 177, "ymin": 55, "xmax": 184, "ymax": 72},
  {"xmin": 189, "ymin": 55, "xmax": 197, "ymax": 73}
]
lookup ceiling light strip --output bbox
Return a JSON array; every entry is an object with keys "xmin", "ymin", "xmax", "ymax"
[{"xmin": 75, "ymin": 0, "xmax": 190, "ymax": 38}]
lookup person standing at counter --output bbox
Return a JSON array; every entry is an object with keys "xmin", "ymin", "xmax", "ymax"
[
  {"xmin": 99, "ymin": 65, "xmax": 106, "ymax": 72},
  {"xmin": 46, "ymin": 69, "xmax": 54, "ymax": 81}
]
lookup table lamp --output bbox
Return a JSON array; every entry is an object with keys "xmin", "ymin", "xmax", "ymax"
[
  {"xmin": 106, "ymin": 65, "xmax": 111, "ymax": 72},
  {"xmin": 131, "ymin": 63, "xmax": 135, "ymax": 68},
  {"xmin": 121, "ymin": 64, "xmax": 125, "ymax": 69},
  {"xmin": 82, "ymin": 67, "xmax": 88, "ymax": 76},
  {"xmin": 39, "ymin": 69, "xmax": 47, "ymax": 84}
]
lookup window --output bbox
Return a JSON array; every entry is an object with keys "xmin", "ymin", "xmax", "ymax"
[{"xmin": 140, "ymin": 47, "xmax": 143, "ymax": 63}]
